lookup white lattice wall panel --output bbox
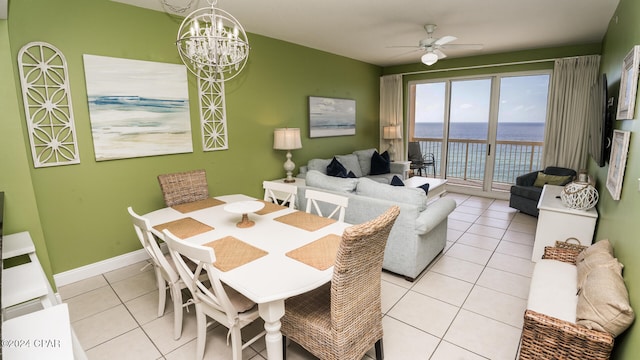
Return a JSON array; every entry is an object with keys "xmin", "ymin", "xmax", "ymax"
[
  {"xmin": 18, "ymin": 42, "xmax": 80, "ymax": 167},
  {"xmin": 198, "ymin": 76, "xmax": 228, "ymax": 151}
]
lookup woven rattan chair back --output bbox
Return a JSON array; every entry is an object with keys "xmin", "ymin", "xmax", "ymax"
[
  {"xmin": 128, "ymin": 206, "xmax": 186, "ymax": 340},
  {"xmin": 263, "ymin": 181, "xmax": 298, "ymax": 209},
  {"xmin": 304, "ymin": 188, "xmax": 349, "ymax": 222},
  {"xmin": 157, "ymin": 169, "xmax": 209, "ymax": 207},
  {"xmin": 282, "ymin": 206, "xmax": 400, "ymax": 360},
  {"xmin": 162, "ymin": 229, "xmax": 263, "ymax": 360}
]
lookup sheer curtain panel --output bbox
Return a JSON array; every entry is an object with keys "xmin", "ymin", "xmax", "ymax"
[
  {"xmin": 380, "ymin": 75, "xmax": 404, "ymax": 160},
  {"xmin": 543, "ymin": 55, "xmax": 601, "ymax": 171}
]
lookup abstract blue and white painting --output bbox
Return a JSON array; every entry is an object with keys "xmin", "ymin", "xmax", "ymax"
[
  {"xmin": 309, "ymin": 96, "xmax": 356, "ymax": 138},
  {"xmin": 83, "ymin": 55, "xmax": 192, "ymax": 161}
]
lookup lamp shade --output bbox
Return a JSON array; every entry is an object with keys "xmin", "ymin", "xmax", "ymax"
[
  {"xmin": 383, "ymin": 125, "xmax": 402, "ymax": 140},
  {"xmin": 421, "ymin": 52, "xmax": 439, "ymax": 66},
  {"xmin": 273, "ymin": 128, "xmax": 302, "ymax": 150}
]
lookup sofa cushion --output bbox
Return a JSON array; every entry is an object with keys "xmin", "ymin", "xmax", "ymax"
[
  {"xmin": 307, "ymin": 158, "xmax": 332, "ymax": 174},
  {"xmin": 510, "ymin": 184, "xmax": 543, "ymax": 200},
  {"xmin": 353, "ymin": 148, "xmax": 377, "ymax": 176},
  {"xmin": 326, "ymin": 157, "xmax": 348, "ymax": 178},
  {"xmin": 576, "ymin": 266, "xmax": 635, "ymax": 336},
  {"xmin": 356, "ymin": 177, "xmax": 427, "ymax": 211},
  {"xmin": 527, "ymin": 259, "xmax": 578, "ymax": 323},
  {"xmin": 533, "ymin": 172, "xmax": 573, "ymax": 187},
  {"xmin": 390, "ymin": 175, "xmax": 404, "ymax": 186},
  {"xmin": 336, "ymin": 154, "xmax": 363, "ymax": 178},
  {"xmin": 306, "ymin": 170, "xmax": 358, "ymax": 193},
  {"xmin": 370, "ymin": 151, "xmax": 390, "ymax": 175}
]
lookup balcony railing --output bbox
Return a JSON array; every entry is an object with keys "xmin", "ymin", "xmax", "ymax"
[{"xmin": 413, "ymin": 138, "xmax": 544, "ymax": 188}]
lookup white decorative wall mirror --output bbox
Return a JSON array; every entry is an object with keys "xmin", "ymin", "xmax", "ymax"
[{"xmin": 17, "ymin": 42, "xmax": 80, "ymax": 167}]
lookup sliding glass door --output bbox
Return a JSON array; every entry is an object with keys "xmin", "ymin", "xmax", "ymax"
[{"xmin": 409, "ymin": 71, "xmax": 550, "ymax": 195}]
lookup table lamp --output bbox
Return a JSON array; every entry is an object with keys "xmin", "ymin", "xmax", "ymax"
[
  {"xmin": 383, "ymin": 125, "xmax": 402, "ymax": 161},
  {"xmin": 273, "ymin": 128, "xmax": 302, "ymax": 183}
]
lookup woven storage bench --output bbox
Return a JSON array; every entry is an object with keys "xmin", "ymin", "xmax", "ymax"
[{"xmin": 518, "ymin": 245, "xmax": 615, "ymax": 360}]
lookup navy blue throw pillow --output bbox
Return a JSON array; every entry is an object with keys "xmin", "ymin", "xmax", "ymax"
[
  {"xmin": 347, "ymin": 170, "xmax": 357, "ymax": 178},
  {"xmin": 326, "ymin": 157, "xmax": 348, "ymax": 178},
  {"xmin": 370, "ymin": 151, "xmax": 391, "ymax": 175},
  {"xmin": 419, "ymin": 182, "xmax": 430, "ymax": 195},
  {"xmin": 390, "ymin": 175, "xmax": 404, "ymax": 186}
]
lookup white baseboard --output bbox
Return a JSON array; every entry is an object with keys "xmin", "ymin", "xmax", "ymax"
[{"xmin": 53, "ymin": 249, "xmax": 151, "ymax": 287}]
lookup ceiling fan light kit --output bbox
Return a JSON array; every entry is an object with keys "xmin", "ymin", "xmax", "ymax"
[{"xmin": 421, "ymin": 52, "xmax": 439, "ymax": 66}]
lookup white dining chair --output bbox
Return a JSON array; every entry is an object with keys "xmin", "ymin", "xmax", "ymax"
[
  {"xmin": 127, "ymin": 206, "xmax": 190, "ymax": 340},
  {"xmin": 162, "ymin": 229, "xmax": 265, "ymax": 360},
  {"xmin": 2, "ymin": 231, "xmax": 58, "ymax": 317},
  {"xmin": 263, "ymin": 180, "xmax": 298, "ymax": 209},
  {"xmin": 304, "ymin": 189, "xmax": 349, "ymax": 222}
]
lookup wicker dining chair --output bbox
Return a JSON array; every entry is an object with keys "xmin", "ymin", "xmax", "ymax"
[
  {"xmin": 157, "ymin": 169, "xmax": 209, "ymax": 207},
  {"xmin": 281, "ymin": 205, "xmax": 401, "ymax": 360},
  {"xmin": 128, "ymin": 206, "xmax": 190, "ymax": 340}
]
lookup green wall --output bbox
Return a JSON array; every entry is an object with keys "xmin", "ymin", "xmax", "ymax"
[
  {"xmin": 4, "ymin": 0, "xmax": 381, "ymax": 275},
  {"xmin": 591, "ymin": 0, "xmax": 640, "ymax": 357}
]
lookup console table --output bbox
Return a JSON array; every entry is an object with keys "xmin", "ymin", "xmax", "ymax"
[{"xmin": 531, "ymin": 185, "xmax": 598, "ymax": 262}]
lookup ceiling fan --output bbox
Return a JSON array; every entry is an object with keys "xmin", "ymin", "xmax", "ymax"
[{"xmin": 391, "ymin": 24, "xmax": 483, "ymax": 66}]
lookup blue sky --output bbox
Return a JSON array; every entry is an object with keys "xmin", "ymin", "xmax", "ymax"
[{"xmin": 415, "ymin": 74, "xmax": 550, "ymax": 123}]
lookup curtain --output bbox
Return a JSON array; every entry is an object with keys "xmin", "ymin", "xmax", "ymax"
[
  {"xmin": 379, "ymin": 74, "xmax": 404, "ymax": 161},
  {"xmin": 543, "ymin": 55, "xmax": 601, "ymax": 171}
]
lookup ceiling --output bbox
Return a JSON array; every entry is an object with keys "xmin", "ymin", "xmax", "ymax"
[{"xmin": 114, "ymin": 0, "xmax": 619, "ymax": 67}]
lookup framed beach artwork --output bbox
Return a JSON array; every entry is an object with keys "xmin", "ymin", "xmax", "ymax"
[
  {"xmin": 308, "ymin": 96, "xmax": 356, "ymax": 138},
  {"xmin": 606, "ymin": 130, "xmax": 631, "ymax": 200},
  {"xmin": 83, "ymin": 55, "xmax": 192, "ymax": 161},
  {"xmin": 616, "ymin": 45, "xmax": 640, "ymax": 120}
]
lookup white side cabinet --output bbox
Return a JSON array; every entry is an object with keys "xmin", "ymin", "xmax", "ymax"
[{"xmin": 531, "ymin": 185, "xmax": 598, "ymax": 262}]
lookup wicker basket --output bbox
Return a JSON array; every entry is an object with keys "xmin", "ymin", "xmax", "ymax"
[{"xmin": 520, "ymin": 244, "xmax": 614, "ymax": 359}]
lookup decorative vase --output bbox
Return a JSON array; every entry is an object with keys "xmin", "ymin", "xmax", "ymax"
[{"xmin": 561, "ymin": 182, "xmax": 599, "ymax": 210}]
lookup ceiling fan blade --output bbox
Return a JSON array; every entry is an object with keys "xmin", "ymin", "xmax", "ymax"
[
  {"xmin": 386, "ymin": 45, "xmax": 421, "ymax": 49},
  {"xmin": 440, "ymin": 43, "xmax": 484, "ymax": 50},
  {"xmin": 435, "ymin": 36, "xmax": 457, "ymax": 46},
  {"xmin": 434, "ymin": 49, "xmax": 447, "ymax": 59}
]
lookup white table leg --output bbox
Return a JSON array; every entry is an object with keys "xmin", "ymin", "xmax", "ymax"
[{"xmin": 259, "ymin": 300, "xmax": 285, "ymax": 360}]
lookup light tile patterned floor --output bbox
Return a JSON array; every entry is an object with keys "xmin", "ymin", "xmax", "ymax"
[{"xmin": 59, "ymin": 193, "xmax": 537, "ymax": 360}]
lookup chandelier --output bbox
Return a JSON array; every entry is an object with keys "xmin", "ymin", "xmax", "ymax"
[{"xmin": 176, "ymin": 0, "xmax": 249, "ymax": 81}]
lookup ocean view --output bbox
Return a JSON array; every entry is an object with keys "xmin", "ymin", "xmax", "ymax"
[{"xmin": 415, "ymin": 122, "xmax": 545, "ymax": 142}]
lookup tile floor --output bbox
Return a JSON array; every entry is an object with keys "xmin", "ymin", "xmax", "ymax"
[{"xmin": 58, "ymin": 193, "xmax": 537, "ymax": 360}]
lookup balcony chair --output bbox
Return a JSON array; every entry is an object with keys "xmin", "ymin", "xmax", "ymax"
[
  {"xmin": 509, "ymin": 166, "xmax": 576, "ymax": 217},
  {"xmin": 304, "ymin": 188, "xmax": 349, "ymax": 222},
  {"xmin": 263, "ymin": 180, "xmax": 298, "ymax": 209},
  {"xmin": 408, "ymin": 141, "xmax": 436, "ymax": 177},
  {"xmin": 281, "ymin": 206, "xmax": 400, "ymax": 360},
  {"xmin": 162, "ymin": 229, "xmax": 264, "ymax": 360},
  {"xmin": 157, "ymin": 169, "xmax": 209, "ymax": 207},
  {"xmin": 128, "ymin": 206, "xmax": 192, "ymax": 340}
]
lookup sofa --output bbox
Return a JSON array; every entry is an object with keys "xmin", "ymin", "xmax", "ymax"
[
  {"xmin": 520, "ymin": 240, "xmax": 634, "ymax": 359},
  {"xmin": 298, "ymin": 148, "xmax": 407, "ymax": 184},
  {"xmin": 296, "ymin": 170, "xmax": 456, "ymax": 281},
  {"xmin": 509, "ymin": 166, "xmax": 576, "ymax": 217}
]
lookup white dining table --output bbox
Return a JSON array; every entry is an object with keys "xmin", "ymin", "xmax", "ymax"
[{"xmin": 143, "ymin": 194, "xmax": 350, "ymax": 360}]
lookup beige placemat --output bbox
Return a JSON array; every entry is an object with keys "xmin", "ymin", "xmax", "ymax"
[
  {"xmin": 255, "ymin": 200, "xmax": 288, "ymax": 215},
  {"xmin": 153, "ymin": 217, "xmax": 214, "ymax": 239},
  {"xmin": 286, "ymin": 234, "xmax": 341, "ymax": 270},
  {"xmin": 172, "ymin": 198, "xmax": 226, "ymax": 213},
  {"xmin": 203, "ymin": 236, "xmax": 269, "ymax": 272},
  {"xmin": 274, "ymin": 211, "xmax": 336, "ymax": 232}
]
